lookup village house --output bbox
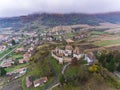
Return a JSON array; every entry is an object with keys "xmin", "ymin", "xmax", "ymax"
[
  {"xmin": 40, "ymin": 33, "xmax": 47, "ymax": 36},
  {"xmin": 0, "ymin": 45, "xmax": 6, "ymax": 52},
  {"xmin": 7, "ymin": 68, "xmax": 27, "ymax": 81},
  {"xmin": 73, "ymin": 47, "xmax": 82, "ymax": 60},
  {"xmin": 42, "ymin": 36, "xmax": 53, "ymax": 42},
  {"xmin": 26, "ymin": 76, "xmax": 33, "ymax": 88},
  {"xmin": 65, "ymin": 39, "xmax": 74, "ymax": 44},
  {"xmin": 15, "ymin": 47, "xmax": 25, "ymax": 53},
  {"xmin": 34, "ymin": 77, "xmax": 48, "ymax": 87},
  {"xmin": 1, "ymin": 59, "xmax": 14, "ymax": 68},
  {"xmin": 65, "ymin": 45, "xmax": 73, "ymax": 56},
  {"xmin": 85, "ymin": 52, "xmax": 97, "ymax": 65},
  {"xmin": 19, "ymin": 52, "xmax": 31, "ymax": 64},
  {"xmin": 28, "ymin": 47, "xmax": 34, "ymax": 53},
  {"xmin": 1, "ymin": 62, "xmax": 12, "ymax": 68},
  {"xmin": 7, "ymin": 43, "xmax": 13, "ymax": 47},
  {"xmin": 16, "ymin": 68, "xmax": 27, "ymax": 74},
  {"xmin": 73, "ymin": 34, "xmax": 87, "ymax": 40}
]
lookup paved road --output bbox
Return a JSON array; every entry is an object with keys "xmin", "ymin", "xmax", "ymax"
[
  {"xmin": 47, "ymin": 83, "xmax": 60, "ymax": 90},
  {"xmin": 46, "ymin": 62, "xmax": 71, "ymax": 90},
  {"xmin": 62, "ymin": 62, "xmax": 71, "ymax": 75},
  {"xmin": 114, "ymin": 71, "xmax": 120, "ymax": 78}
]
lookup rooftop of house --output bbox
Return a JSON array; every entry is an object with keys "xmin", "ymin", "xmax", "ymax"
[
  {"xmin": 34, "ymin": 77, "xmax": 48, "ymax": 85},
  {"xmin": 15, "ymin": 48, "xmax": 24, "ymax": 52},
  {"xmin": 65, "ymin": 45, "xmax": 73, "ymax": 50},
  {"xmin": 1, "ymin": 63, "xmax": 12, "ymax": 68},
  {"xmin": 66, "ymin": 39, "xmax": 74, "ymax": 43},
  {"xmin": 86, "ymin": 52, "xmax": 97, "ymax": 61},
  {"xmin": 73, "ymin": 47, "xmax": 80, "ymax": 54},
  {"xmin": 16, "ymin": 67, "xmax": 27, "ymax": 73},
  {"xmin": 26, "ymin": 76, "xmax": 32, "ymax": 87}
]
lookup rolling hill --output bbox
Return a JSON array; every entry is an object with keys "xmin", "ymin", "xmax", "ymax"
[{"xmin": 0, "ymin": 12, "xmax": 120, "ymax": 30}]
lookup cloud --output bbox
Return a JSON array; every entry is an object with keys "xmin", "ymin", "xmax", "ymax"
[{"xmin": 0, "ymin": 0, "xmax": 120, "ymax": 17}]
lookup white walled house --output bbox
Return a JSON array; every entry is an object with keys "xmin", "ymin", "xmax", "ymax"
[
  {"xmin": 84, "ymin": 52, "xmax": 96, "ymax": 65},
  {"xmin": 65, "ymin": 45, "xmax": 73, "ymax": 55},
  {"xmin": 64, "ymin": 51, "xmax": 69, "ymax": 57},
  {"xmin": 73, "ymin": 54, "xmax": 82, "ymax": 60},
  {"xmin": 85, "ymin": 54, "xmax": 93, "ymax": 65},
  {"xmin": 73, "ymin": 47, "xmax": 82, "ymax": 60}
]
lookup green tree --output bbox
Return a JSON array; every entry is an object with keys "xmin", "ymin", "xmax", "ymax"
[
  {"xmin": 11, "ymin": 39, "xmax": 16, "ymax": 45},
  {"xmin": 71, "ymin": 57, "xmax": 78, "ymax": 66},
  {"xmin": 60, "ymin": 75, "xmax": 65, "ymax": 85},
  {"xmin": 107, "ymin": 59, "xmax": 116, "ymax": 72},
  {"xmin": 117, "ymin": 63, "xmax": 120, "ymax": 72},
  {"xmin": 0, "ymin": 67, "xmax": 6, "ymax": 76}
]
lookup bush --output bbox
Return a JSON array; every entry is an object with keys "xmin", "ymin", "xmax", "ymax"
[{"xmin": 88, "ymin": 65, "xmax": 99, "ymax": 73}]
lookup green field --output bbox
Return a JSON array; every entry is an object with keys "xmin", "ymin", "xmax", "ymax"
[
  {"xmin": 66, "ymin": 33, "xmax": 76, "ymax": 38},
  {"xmin": 50, "ymin": 56, "xmax": 63, "ymax": 75},
  {"xmin": 0, "ymin": 49, "xmax": 11, "ymax": 58},
  {"xmin": 94, "ymin": 39, "xmax": 120, "ymax": 46},
  {"xmin": 90, "ymin": 31, "xmax": 106, "ymax": 35},
  {"xmin": 0, "ymin": 60, "xmax": 2, "ymax": 64}
]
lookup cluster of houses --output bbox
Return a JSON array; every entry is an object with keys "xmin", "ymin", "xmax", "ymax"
[
  {"xmin": 15, "ymin": 37, "xmax": 37, "ymax": 64},
  {"xmin": 40, "ymin": 31, "xmax": 63, "ymax": 42},
  {"xmin": 26, "ymin": 76, "xmax": 48, "ymax": 88},
  {"xmin": 73, "ymin": 34, "xmax": 87, "ymax": 40},
  {"xmin": 7, "ymin": 68, "xmax": 27, "ymax": 81},
  {"xmin": 52, "ymin": 45, "xmax": 96, "ymax": 65},
  {"xmin": 0, "ymin": 47, "xmax": 32, "ymax": 68},
  {"xmin": 0, "ymin": 33, "xmax": 23, "ymax": 53}
]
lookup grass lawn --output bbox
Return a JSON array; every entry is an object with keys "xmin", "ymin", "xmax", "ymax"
[
  {"xmin": 90, "ymin": 31, "xmax": 106, "ymax": 35},
  {"xmin": 93, "ymin": 39, "xmax": 120, "ymax": 46},
  {"xmin": 53, "ymin": 84, "xmax": 81, "ymax": 90},
  {"xmin": 0, "ymin": 60, "xmax": 2, "ymax": 64},
  {"xmin": 5, "ymin": 63, "xmax": 29, "ymax": 72},
  {"xmin": 36, "ymin": 44, "xmax": 49, "ymax": 50},
  {"xmin": 54, "ymin": 35, "xmax": 61, "ymax": 38},
  {"xmin": 50, "ymin": 56, "xmax": 63, "ymax": 76},
  {"xmin": 11, "ymin": 54, "xmax": 23, "ymax": 60},
  {"xmin": 66, "ymin": 33, "xmax": 76, "ymax": 38}
]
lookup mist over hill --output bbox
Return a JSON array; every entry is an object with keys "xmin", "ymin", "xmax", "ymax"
[{"xmin": 0, "ymin": 12, "xmax": 120, "ymax": 30}]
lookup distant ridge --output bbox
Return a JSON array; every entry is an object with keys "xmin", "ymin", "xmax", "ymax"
[{"xmin": 0, "ymin": 12, "xmax": 120, "ymax": 29}]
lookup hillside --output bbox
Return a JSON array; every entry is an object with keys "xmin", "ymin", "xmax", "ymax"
[
  {"xmin": 27, "ymin": 44, "xmax": 120, "ymax": 90},
  {"xmin": 0, "ymin": 12, "xmax": 120, "ymax": 30}
]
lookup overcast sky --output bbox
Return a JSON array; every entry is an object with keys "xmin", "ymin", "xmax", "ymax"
[{"xmin": 0, "ymin": 0, "xmax": 120, "ymax": 17}]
